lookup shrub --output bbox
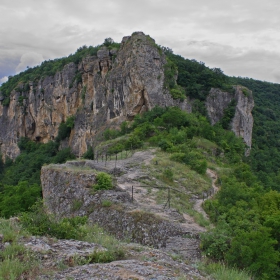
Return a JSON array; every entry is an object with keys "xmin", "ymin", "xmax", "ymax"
[
  {"xmin": 124, "ymin": 135, "xmax": 143, "ymax": 150},
  {"xmin": 55, "ymin": 116, "xmax": 75, "ymax": 142},
  {"xmin": 66, "ymin": 115, "xmax": 75, "ymax": 129},
  {"xmin": 20, "ymin": 201, "xmax": 88, "ymax": 239},
  {"xmin": 81, "ymin": 85, "xmax": 87, "ymax": 100},
  {"xmin": 107, "ymin": 142, "xmax": 125, "ymax": 155},
  {"xmin": 83, "ymin": 146, "xmax": 94, "ymax": 159},
  {"xmin": 163, "ymin": 168, "xmax": 174, "ymax": 181},
  {"xmin": 52, "ymin": 147, "xmax": 75, "ymax": 163},
  {"xmin": 200, "ymin": 222, "xmax": 232, "ymax": 261},
  {"xmin": 101, "ymin": 200, "xmax": 112, "ymax": 207},
  {"xmin": 104, "ymin": 128, "xmax": 120, "ymax": 140},
  {"xmin": 190, "ymin": 159, "xmax": 207, "ymax": 175},
  {"xmin": 0, "ymin": 182, "xmax": 41, "ymax": 218},
  {"xmin": 170, "ymin": 85, "xmax": 185, "ymax": 100},
  {"xmin": 87, "ymin": 249, "xmax": 124, "ymax": 263},
  {"xmin": 93, "ymin": 172, "xmax": 113, "ymax": 191}
]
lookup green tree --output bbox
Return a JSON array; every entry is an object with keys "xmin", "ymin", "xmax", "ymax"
[
  {"xmin": 225, "ymin": 228, "xmax": 280, "ymax": 279},
  {"xmin": 0, "ymin": 181, "xmax": 41, "ymax": 217}
]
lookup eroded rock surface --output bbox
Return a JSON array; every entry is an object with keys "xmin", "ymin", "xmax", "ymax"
[
  {"xmin": 41, "ymin": 150, "xmax": 204, "ymax": 261},
  {"xmin": 0, "ymin": 32, "xmax": 191, "ymax": 159},
  {"xmin": 206, "ymin": 85, "xmax": 254, "ymax": 153},
  {"xmin": 21, "ymin": 237, "xmax": 205, "ymax": 280}
]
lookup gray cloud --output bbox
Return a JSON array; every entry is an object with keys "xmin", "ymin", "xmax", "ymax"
[
  {"xmin": 16, "ymin": 52, "xmax": 44, "ymax": 73},
  {"xmin": 0, "ymin": 0, "xmax": 279, "ymax": 84}
]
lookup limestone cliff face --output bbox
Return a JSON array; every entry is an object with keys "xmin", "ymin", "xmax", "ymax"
[
  {"xmin": 206, "ymin": 86, "xmax": 254, "ymax": 153},
  {"xmin": 0, "ymin": 32, "xmax": 191, "ymax": 159}
]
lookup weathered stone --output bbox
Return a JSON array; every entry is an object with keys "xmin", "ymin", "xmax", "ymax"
[
  {"xmin": 41, "ymin": 150, "xmax": 204, "ymax": 258},
  {"xmin": 97, "ymin": 47, "xmax": 110, "ymax": 60},
  {"xmin": 0, "ymin": 32, "xmax": 191, "ymax": 160},
  {"xmin": 20, "ymin": 236, "xmax": 206, "ymax": 279},
  {"xmin": 0, "ymin": 32, "xmax": 253, "ymax": 160},
  {"xmin": 206, "ymin": 85, "xmax": 254, "ymax": 154},
  {"xmin": 41, "ymin": 163, "xmax": 131, "ymax": 218}
]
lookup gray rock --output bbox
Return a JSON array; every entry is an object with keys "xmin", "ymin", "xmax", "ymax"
[
  {"xmin": 0, "ymin": 32, "xmax": 192, "ymax": 160},
  {"xmin": 97, "ymin": 47, "xmax": 110, "ymax": 60},
  {"xmin": 206, "ymin": 86, "xmax": 254, "ymax": 154}
]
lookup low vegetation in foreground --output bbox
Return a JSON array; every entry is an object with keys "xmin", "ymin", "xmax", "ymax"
[
  {"xmin": 0, "ymin": 106, "xmax": 280, "ymax": 279},
  {"xmin": 0, "ymin": 201, "xmax": 125, "ymax": 279}
]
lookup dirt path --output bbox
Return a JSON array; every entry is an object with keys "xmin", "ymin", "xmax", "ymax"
[
  {"xmin": 88, "ymin": 149, "xmax": 218, "ymax": 228},
  {"xmin": 80, "ymin": 149, "xmax": 219, "ymax": 260},
  {"xmin": 193, "ymin": 168, "xmax": 218, "ymax": 219}
]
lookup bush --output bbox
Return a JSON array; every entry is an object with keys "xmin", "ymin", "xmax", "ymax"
[
  {"xmin": 83, "ymin": 146, "xmax": 94, "ymax": 159},
  {"xmin": 107, "ymin": 142, "xmax": 125, "ymax": 155},
  {"xmin": 163, "ymin": 168, "xmax": 174, "ymax": 181},
  {"xmin": 225, "ymin": 228, "xmax": 280, "ymax": 279},
  {"xmin": 124, "ymin": 135, "xmax": 143, "ymax": 150},
  {"xmin": 93, "ymin": 172, "xmax": 113, "ymax": 191},
  {"xmin": 52, "ymin": 147, "xmax": 75, "ymax": 163},
  {"xmin": 55, "ymin": 116, "xmax": 75, "ymax": 142},
  {"xmin": 0, "ymin": 182, "xmax": 41, "ymax": 218},
  {"xmin": 104, "ymin": 129, "xmax": 120, "ymax": 140},
  {"xmin": 170, "ymin": 85, "xmax": 185, "ymax": 100},
  {"xmin": 200, "ymin": 222, "xmax": 232, "ymax": 261},
  {"xmin": 190, "ymin": 159, "xmax": 207, "ymax": 175},
  {"xmin": 20, "ymin": 201, "xmax": 88, "ymax": 239},
  {"xmin": 87, "ymin": 249, "xmax": 124, "ymax": 263}
]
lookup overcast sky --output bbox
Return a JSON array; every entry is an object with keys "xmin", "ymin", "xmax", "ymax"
[{"xmin": 1, "ymin": 0, "xmax": 280, "ymax": 85}]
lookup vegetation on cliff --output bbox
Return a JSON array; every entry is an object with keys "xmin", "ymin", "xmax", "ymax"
[
  {"xmin": 0, "ymin": 33, "xmax": 280, "ymax": 279},
  {"xmin": 0, "ymin": 38, "xmax": 120, "ymax": 106},
  {"xmin": 0, "ymin": 134, "xmax": 75, "ymax": 217},
  {"xmin": 230, "ymin": 77, "xmax": 280, "ymax": 190}
]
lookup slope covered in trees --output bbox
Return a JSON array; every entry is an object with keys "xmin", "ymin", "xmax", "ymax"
[
  {"xmin": 0, "ymin": 37, "xmax": 280, "ymax": 279},
  {"xmin": 230, "ymin": 77, "xmax": 280, "ymax": 190}
]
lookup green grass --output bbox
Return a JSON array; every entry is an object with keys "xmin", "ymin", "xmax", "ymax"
[
  {"xmin": 71, "ymin": 199, "xmax": 83, "ymax": 211},
  {"xmin": 194, "ymin": 137, "xmax": 219, "ymax": 151},
  {"xmin": 187, "ymin": 209, "xmax": 210, "ymax": 227},
  {"xmin": 139, "ymin": 149, "xmax": 211, "ymax": 197},
  {"xmin": 199, "ymin": 261, "xmax": 252, "ymax": 280},
  {"xmin": 0, "ymin": 218, "xmax": 39, "ymax": 279},
  {"xmin": 0, "ymin": 218, "xmax": 29, "ymax": 242},
  {"xmin": 0, "ymin": 213, "xmax": 125, "ymax": 278},
  {"xmin": 101, "ymin": 200, "xmax": 113, "ymax": 207},
  {"xmin": 81, "ymin": 223, "xmax": 125, "ymax": 262}
]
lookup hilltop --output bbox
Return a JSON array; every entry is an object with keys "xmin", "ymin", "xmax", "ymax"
[{"xmin": 0, "ymin": 32, "xmax": 280, "ymax": 279}]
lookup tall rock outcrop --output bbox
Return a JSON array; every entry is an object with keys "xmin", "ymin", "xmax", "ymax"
[
  {"xmin": 206, "ymin": 85, "xmax": 254, "ymax": 154},
  {"xmin": 0, "ymin": 32, "xmax": 254, "ymax": 159},
  {"xmin": 0, "ymin": 32, "xmax": 191, "ymax": 159}
]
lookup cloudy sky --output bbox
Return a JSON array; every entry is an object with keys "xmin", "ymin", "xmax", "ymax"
[{"xmin": 0, "ymin": 0, "xmax": 279, "ymax": 85}]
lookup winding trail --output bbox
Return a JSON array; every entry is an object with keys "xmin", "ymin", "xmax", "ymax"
[{"xmin": 193, "ymin": 168, "xmax": 218, "ymax": 219}]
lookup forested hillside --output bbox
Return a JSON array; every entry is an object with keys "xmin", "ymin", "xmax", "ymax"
[
  {"xmin": 230, "ymin": 77, "xmax": 280, "ymax": 189},
  {"xmin": 1, "ymin": 36, "xmax": 280, "ymax": 279}
]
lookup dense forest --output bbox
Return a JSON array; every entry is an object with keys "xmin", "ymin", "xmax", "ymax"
[
  {"xmin": 230, "ymin": 77, "xmax": 280, "ymax": 190},
  {"xmin": 1, "ymin": 37, "xmax": 280, "ymax": 279}
]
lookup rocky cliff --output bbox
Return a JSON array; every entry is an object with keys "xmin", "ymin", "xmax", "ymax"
[
  {"xmin": 0, "ymin": 32, "xmax": 191, "ymax": 159},
  {"xmin": 0, "ymin": 32, "xmax": 253, "ymax": 159},
  {"xmin": 206, "ymin": 85, "xmax": 254, "ymax": 154}
]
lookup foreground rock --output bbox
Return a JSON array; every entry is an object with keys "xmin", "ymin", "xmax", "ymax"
[
  {"xmin": 21, "ymin": 236, "xmax": 206, "ymax": 279},
  {"xmin": 42, "ymin": 150, "xmax": 206, "ymax": 263}
]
